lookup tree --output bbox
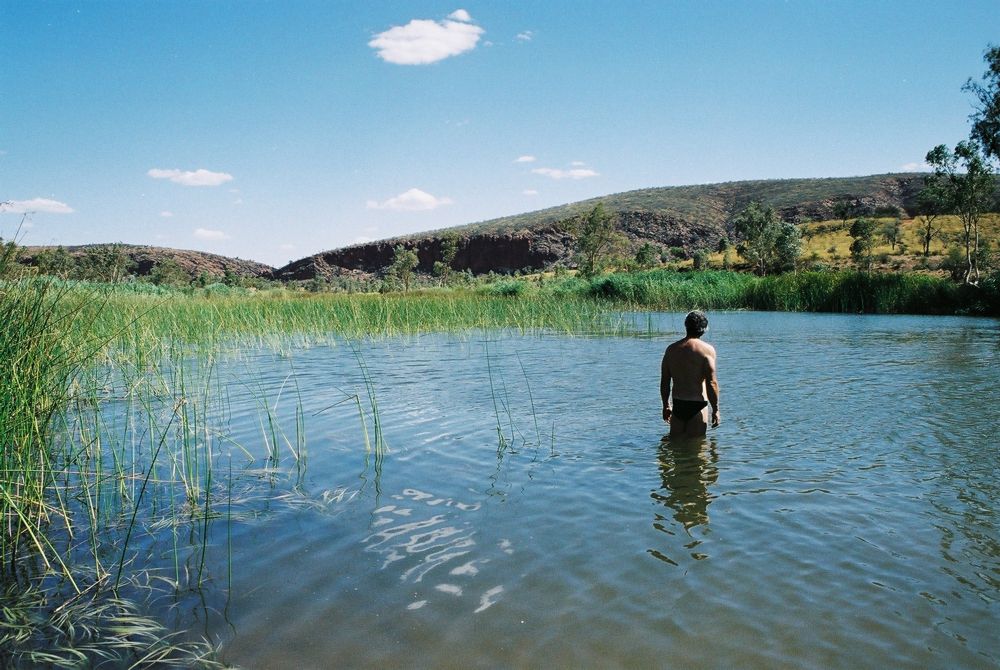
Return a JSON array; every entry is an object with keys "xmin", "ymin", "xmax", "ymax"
[
  {"xmin": 879, "ymin": 218, "xmax": 903, "ymax": 252},
  {"xmin": 388, "ymin": 244, "xmax": 419, "ymax": 292},
  {"xmin": 0, "ymin": 236, "xmax": 22, "ymax": 279},
  {"xmin": 849, "ymin": 217, "xmax": 877, "ymax": 271},
  {"xmin": 832, "ymin": 200, "xmax": 856, "ymax": 230},
  {"xmin": 150, "ymin": 258, "xmax": 190, "ymax": 287},
  {"xmin": 965, "ymin": 44, "xmax": 1000, "ymax": 164},
  {"xmin": 926, "ymin": 141, "xmax": 995, "ymax": 283},
  {"xmin": 573, "ymin": 203, "xmax": 627, "ymax": 276},
  {"xmin": 915, "ymin": 177, "xmax": 952, "ymax": 256},
  {"xmin": 634, "ymin": 242, "xmax": 660, "ymax": 269},
  {"xmin": 432, "ymin": 233, "xmax": 459, "ymax": 283},
  {"xmin": 77, "ymin": 244, "xmax": 134, "ymax": 283},
  {"xmin": 33, "ymin": 246, "xmax": 76, "ymax": 278},
  {"xmin": 732, "ymin": 201, "xmax": 800, "ymax": 275},
  {"xmin": 772, "ymin": 221, "xmax": 802, "ymax": 272}
]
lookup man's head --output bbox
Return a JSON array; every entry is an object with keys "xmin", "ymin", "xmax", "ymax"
[{"xmin": 684, "ymin": 310, "xmax": 708, "ymax": 338}]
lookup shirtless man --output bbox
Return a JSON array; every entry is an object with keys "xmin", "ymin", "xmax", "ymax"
[{"xmin": 660, "ymin": 311, "xmax": 720, "ymax": 437}]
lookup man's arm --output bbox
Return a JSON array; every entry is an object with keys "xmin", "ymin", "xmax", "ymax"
[
  {"xmin": 704, "ymin": 352, "xmax": 720, "ymax": 427},
  {"xmin": 660, "ymin": 350, "xmax": 671, "ymax": 422}
]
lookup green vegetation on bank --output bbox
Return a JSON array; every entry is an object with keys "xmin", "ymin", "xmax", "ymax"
[{"xmin": 55, "ymin": 267, "xmax": 1000, "ymax": 354}]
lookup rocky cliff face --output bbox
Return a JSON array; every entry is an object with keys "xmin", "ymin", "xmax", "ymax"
[{"xmin": 273, "ymin": 226, "xmax": 579, "ymax": 281}]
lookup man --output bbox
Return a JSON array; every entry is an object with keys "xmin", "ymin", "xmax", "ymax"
[{"xmin": 660, "ymin": 310, "xmax": 720, "ymax": 437}]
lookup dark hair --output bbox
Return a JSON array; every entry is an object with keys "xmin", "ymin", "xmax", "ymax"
[{"xmin": 684, "ymin": 310, "xmax": 708, "ymax": 337}]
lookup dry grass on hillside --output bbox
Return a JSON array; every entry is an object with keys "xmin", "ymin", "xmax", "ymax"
[{"xmin": 705, "ymin": 213, "xmax": 1000, "ymax": 274}]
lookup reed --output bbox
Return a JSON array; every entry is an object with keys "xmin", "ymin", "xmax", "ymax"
[{"xmin": 580, "ymin": 268, "xmax": 989, "ymax": 315}]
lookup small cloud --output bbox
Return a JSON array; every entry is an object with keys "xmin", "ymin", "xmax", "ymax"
[
  {"xmin": 194, "ymin": 227, "xmax": 230, "ymax": 240},
  {"xmin": 532, "ymin": 167, "xmax": 599, "ymax": 180},
  {"xmin": 366, "ymin": 188, "xmax": 454, "ymax": 211},
  {"xmin": 570, "ymin": 160, "xmax": 587, "ymax": 167},
  {"xmin": 148, "ymin": 168, "xmax": 234, "ymax": 187},
  {"xmin": 279, "ymin": 243, "xmax": 295, "ymax": 251},
  {"xmin": 900, "ymin": 161, "xmax": 930, "ymax": 172},
  {"xmin": 516, "ymin": 30, "xmax": 533, "ymax": 42},
  {"xmin": 0, "ymin": 198, "xmax": 74, "ymax": 214},
  {"xmin": 523, "ymin": 189, "xmax": 539, "ymax": 196},
  {"xmin": 233, "ymin": 197, "xmax": 244, "ymax": 205},
  {"xmin": 369, "ymin": 10, "xmax": 484, "ymax": 65},
  {"xmin": 514, "ymin": 155, "xmax": 536, "ymax": 163}
]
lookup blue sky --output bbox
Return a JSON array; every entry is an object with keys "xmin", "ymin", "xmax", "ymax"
[{"xmin": 2, "ymin": 1, "xmax": 998, "ymax": 267}]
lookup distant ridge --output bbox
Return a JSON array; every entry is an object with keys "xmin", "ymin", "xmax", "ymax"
[
  {"xmin": 275, "ymin": 173, "xmax": 930, "ymax": 280},
  {"xmin": 18, "ymin": 243, "xmax": 274, "ymax": 280},
  {"xmin": 15, "ymin": 174, "xmax": 958, "ymax": 282}
]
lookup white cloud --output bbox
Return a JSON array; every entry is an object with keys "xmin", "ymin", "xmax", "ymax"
[
  {"xmin": 160, "ymin": 211, "xmax": 174, "ymax": 218},
  {"xmin": 570, "ymin": 160, "xmax": 587, "ymax": 167},
  {"xmin": 523, "ymin": 189, "xmax": 539, "ymax": 196},
  {"xmin": 279, "ymin": 243, "xmax": 295, "ymax": 251},
  {"xmin": 148, "ymin": 168, "xmax": 234, "ymax": 187},
  {"xmin": 0, "ymin": 198, "xmax": 74, "ymax": 214},
  {"xmin": 194, "ymin": 227, "xmax": 230, "ymax": 240},
  {"xmin": 516, "ymin": 30, "xmax": 533, "ymax": 42},
  {"xmin": 369, "ymin": 10, "xmax": 484, "ymax": 65},
  {"xmin": 515, "ymin": 155, "xmax": 536, "ymax": 163},
  {"xmin": 366, "ymin": 188, "xmax": 454, "ymax": 211},
  {"xmin": 900, "ymin": 162, "xmax": 930, "ymax": 172},
  {"xmin": 532, "ymin": 167, "xmax": 599, "ymax": 180}
]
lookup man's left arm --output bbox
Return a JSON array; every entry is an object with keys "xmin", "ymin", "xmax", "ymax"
[
  {"xmin": 705, "ymin": 351, "xmax": 720, "ymax": 427},
  {"xmin": 660, "ymin": 351, "xmax": 672, "ymax": 422}
]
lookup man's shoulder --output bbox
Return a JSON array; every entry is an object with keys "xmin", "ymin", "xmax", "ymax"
[{"xmin": 665, "ymin": 337, "xmax": 687, "ymax": 352}]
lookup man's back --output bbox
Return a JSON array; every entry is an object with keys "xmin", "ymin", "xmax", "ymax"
[{"xmin": 664, "ymin": 337, "xmax": 717, "ymax": 401}]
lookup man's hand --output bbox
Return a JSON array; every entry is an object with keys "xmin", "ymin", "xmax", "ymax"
[
  {"xmin": 662, "ymin": 406, "xmax": 671, "ymax": 423},
  {"xmin": 711, "ymin": 410, "xmax": 721, "ymax": 428}
]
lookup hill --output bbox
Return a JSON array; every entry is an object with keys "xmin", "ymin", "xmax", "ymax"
[
  {"xmin": 17, "ymin": 243, "xmax": 274, "ymax": 282},
  {"xmin": 274, "ymin": 173, "xmax": 929, "ymax": 280}
]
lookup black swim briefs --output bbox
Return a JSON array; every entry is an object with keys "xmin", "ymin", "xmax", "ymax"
[{"xmin": 671, "ymin": 399, "xmax": 708, "ymax": 421}]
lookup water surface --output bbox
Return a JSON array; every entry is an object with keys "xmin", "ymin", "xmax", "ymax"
[{"xmin": 134, "ymin": 312, "xmax": 999, "ymax": 669}]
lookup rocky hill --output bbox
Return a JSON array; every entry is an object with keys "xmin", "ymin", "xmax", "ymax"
[
  {"xmin": 18, "ymin": 243, "xmax": 273, "ymax": 281},
  {"xmin": 274, "ymin": 173, "xmax": 930, "ymax": 280}
]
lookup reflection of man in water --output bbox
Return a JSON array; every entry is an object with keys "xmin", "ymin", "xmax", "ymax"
[
  {"xmin": 653, "ymin": 437, "xmax": 719, "ymax": 531},
  {"xmin": 660, "ymin": 311, "xmax": 720, "ymax": 438}
]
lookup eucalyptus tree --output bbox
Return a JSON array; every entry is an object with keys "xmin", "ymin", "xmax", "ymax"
[
  {"xmin": 965, "ymin": 44, "xmax": 1000, "ymax": 163},
  {"xmin": 849, "ymin": 217, "xmax": 877, "ymax": 272},
  {"xmin": 389, "ymin": 244, "xmax": 419, "ymax": 292},
  {"xmin": 915, "ymin": 177, "xmax": 952, "ymax": 256},
  {"xmin": 925, "ymin": 141, "xmax": 994, "ymax": 284},
  {"xmin": 573, "ymin": 202, "xmax": 627, "ymax": 277},
  {"xmin": 732, "ymin": 201, "xmax": 801, "ymax": 275}
]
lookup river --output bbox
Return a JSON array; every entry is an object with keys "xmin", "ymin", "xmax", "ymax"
[{"xmin": 126, "ymin": 312, "xmax": 999, "ymax": 668}]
